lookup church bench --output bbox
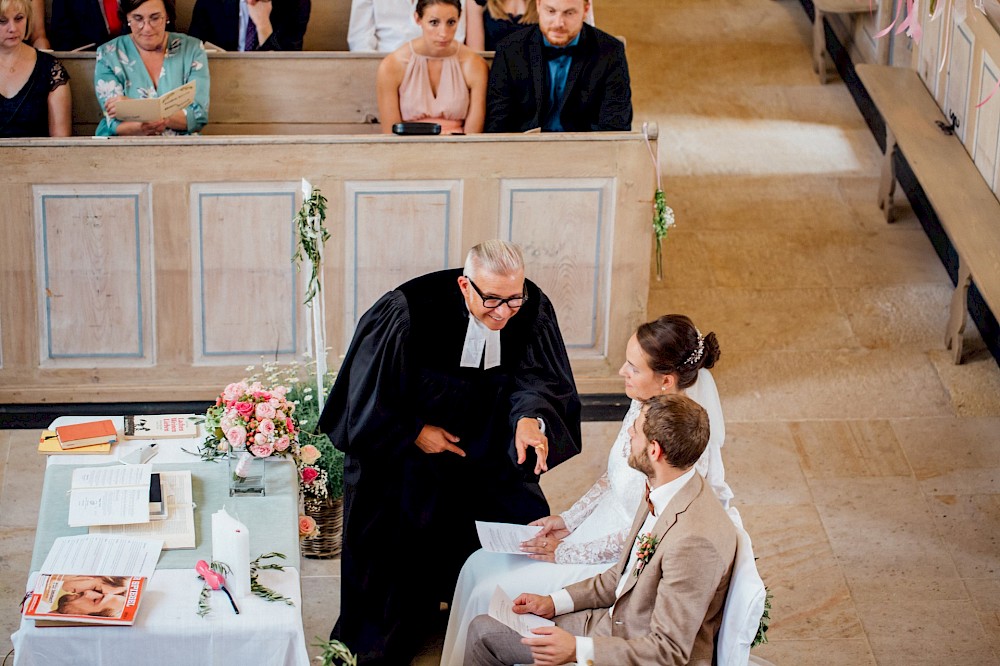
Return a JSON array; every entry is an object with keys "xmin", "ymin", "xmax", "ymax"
[
  {"xmin": 857, "ymin": 64, "xmax": 1000, "ymax": 363},
  {"xmin": 58, "ymin": 50, "xmax": 496, "ymax": 135}
]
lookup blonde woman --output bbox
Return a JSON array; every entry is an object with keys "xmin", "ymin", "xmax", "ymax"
[{"xmin": 0, "ymin": 0, "xmax": 71, "ymax": 137}]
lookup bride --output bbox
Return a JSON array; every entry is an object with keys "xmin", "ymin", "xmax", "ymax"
[{"xmin": 440, "ymin": 314, "xmax": 732, "ymax": 665}]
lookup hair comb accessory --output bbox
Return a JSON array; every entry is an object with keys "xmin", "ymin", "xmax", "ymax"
[{"xmin": 684, "ymin": 328, "xmax": 704, "ymax": 367}]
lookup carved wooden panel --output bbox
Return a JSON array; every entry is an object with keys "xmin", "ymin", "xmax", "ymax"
[
  {"xmin": 344, "ymin": 181, "xmax": 462, "ymax": 327},
  {"xmin": 973, "ymin": 53, "xmax": 1000, "ymax": 190},
  {"xmin": 500, "ymin": 179, "xmax": 614, "ymax": 353},
  {"xmin": 945, "ymin": 19, "xmax": 975, "ymax": 143},
  {"xmin": 33, "ymin": 185, "xmax": 152, "ymax": 366},
  {"xmin": 191, "ymin": 184, "xmax": 301, "ymax": 364}
]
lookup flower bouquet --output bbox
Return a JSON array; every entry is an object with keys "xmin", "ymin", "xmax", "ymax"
[{"xmin": 197, "ymin": 380, "xmax": 300, "ymax": 495}]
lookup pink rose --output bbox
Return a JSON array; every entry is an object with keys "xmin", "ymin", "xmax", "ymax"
[
  {"xmin": 258, "ymin": 418, "xmax": 276, "ymax": 438},
  {"xmin": 225, "ymin": 425, "xmax": 247, "ymax": 448},
  {"xmin": 223, "ymin": 381, "xmax": 247, "ymax": 402},
  {"xmin": 250, "ymin": 441, "xmax": 274, "ymax": 457},
  {"xmin": 273, "ymin": 386, "xmax": 288, "ymax": 399},
  {"xmin": 299, "ymin": 444, "xmax": 321, "ymax": 465},
  {"xmin": 301, "ymin": 467, "xmax": 319, "ymax": 485},
  {"xmin": 275, "ymin": 435, "xmax": 290, "ymax": 452},
  {"xmin": 269, "ymin": 397, "xmax": 281, "ymax": 409},
  {"xmin": 298, "ymin": 515, "xmax": 318, "ymax": 538},
  {"xmin": 285, "ymin": 418, "xmax": 296, "ymax": 434},
  {"xmin": 275, "ymin": 410, "xmax": 286, "ymax": 421},
  {"xmin": 235, "ymin": 401, "xmax": 254, "ymax": 418},
  {"xmin": 256, "ymin": 401, "xmax": 277, "ymax": 420}
]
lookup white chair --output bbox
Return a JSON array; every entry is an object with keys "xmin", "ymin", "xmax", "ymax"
[{"xmin": 716, "ymin": 507, "xmax": 768, "ymax": 666}]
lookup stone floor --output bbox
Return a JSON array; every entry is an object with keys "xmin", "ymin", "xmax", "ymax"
[{"xmin": 4, "ymin": 0, "xmax": 1000, "ymax": 664}]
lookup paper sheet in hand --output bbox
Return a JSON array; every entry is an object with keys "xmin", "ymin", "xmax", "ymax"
[
  {"xmin": 488, "ymin": 586, "xmax": 555, "ymax": 638},
  {"xmin": 475, "ymin": 520, "xmax": 542, "ymax": 554},
  {"xmin": 115, "ymin": 81, "xmax": 196, "ymax": 122}
]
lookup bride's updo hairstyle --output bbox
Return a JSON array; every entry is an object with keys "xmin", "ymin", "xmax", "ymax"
[{"xmin": 636, "ymin": 314, "xmax": 720, "ymax": 390}]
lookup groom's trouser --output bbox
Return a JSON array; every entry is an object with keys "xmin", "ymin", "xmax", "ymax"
[{"xmin": 464, "ymin": 612, "xmax": 610, "ymax": 665}]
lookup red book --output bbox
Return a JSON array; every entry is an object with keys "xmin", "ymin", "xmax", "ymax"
[
  {"xmin": 55, "ymin": 420, "xmax": 118, "ymax": 450},
  {"xmin": 23, "ymin": 574, "xmax": 146, "ymax": 626}
]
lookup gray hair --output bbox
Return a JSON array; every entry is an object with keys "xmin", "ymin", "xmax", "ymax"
[{"xmin": 463, "ymin": 240, "xmax": 524, "ymax": 279}]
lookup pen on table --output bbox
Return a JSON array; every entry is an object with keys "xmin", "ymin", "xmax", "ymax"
[{"xmin": 195, "ymin": 560, "xmax": 240, "ymax": 614}]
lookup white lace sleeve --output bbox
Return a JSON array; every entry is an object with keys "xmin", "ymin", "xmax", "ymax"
[
  {"xmin": 559, "ymin": 473, "xmax": 610, "ymax": 532},
  {"xmin": 554, "ymin": 526, "xmax": 628, "ymax": 564}
]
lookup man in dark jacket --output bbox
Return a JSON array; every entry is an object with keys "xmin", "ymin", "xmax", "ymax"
[{"xmin": 485, "ymin": 0, "xmax": 631, "ymax": 132}]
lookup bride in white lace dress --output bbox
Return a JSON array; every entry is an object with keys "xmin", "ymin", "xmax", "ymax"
[{"xmin": 440, "ymin": 314, "xmax": 732, "ymax": 666}]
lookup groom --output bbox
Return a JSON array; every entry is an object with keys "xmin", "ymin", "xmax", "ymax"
[{"xmin": 465, "ymin": 394, "xmax": 737, "ymax": 665}]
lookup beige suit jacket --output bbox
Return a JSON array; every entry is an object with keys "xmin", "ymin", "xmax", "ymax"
[{"xmin": 562, "ymin": 473, "xmax": 737, "ymax": 666}]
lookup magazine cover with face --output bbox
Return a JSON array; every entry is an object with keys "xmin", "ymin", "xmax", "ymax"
[{"xmin": 22, "ymin": 574, "xmax": 146, "ymax": 626}]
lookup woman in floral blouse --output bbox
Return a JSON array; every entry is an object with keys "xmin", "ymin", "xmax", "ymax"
[{"xmin": 93, "ymin": 0, "xmax": 209, "ymax": 136}]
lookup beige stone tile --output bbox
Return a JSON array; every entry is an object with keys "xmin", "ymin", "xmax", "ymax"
[
  {"xmin": 654, "ymin": 229, "xmax": 716, "ymax": 291},
  {"xmin": 301, "ymin": 574, "xmax": 340, "ymax": 662},
  {"xmin": 856, "ymin": 598, "xmax": 999, "ymax": 665},
  {"xmin": 965, "ymin": 579, "xmax": 1000, "ymax": 612},
  {"xmin": 791, "ymin": 420, "xmax": 911, "ymax": 479},
  {"xmin": 541, "ymin": 421, "xmax": 620, "ymax": 515},
  {"xmin": 845, "ymin": 573, "xmax": 971, "ymax": 604},
  {"xmin": 892, "ymin": 417, "xmax": 1000, "ymax": 495},
  {"xmin": 663, "ymin": 174, "xmax": 872, "ymax": 234},
  {"xmin": 752, "ymin": 638, "xmax": 877, "ymax": 665},
  {"xmin": 0, "ymin": 527, "xmax": 36, "ymax": 650},
  {"xmin": 698, "ymin": 230, "xmax": 834, "ymax": 290},
  {"xmin": 723, "ymin": 422, "xmax": 812, "ymax": 506},
  {"xmin": 810, "ymin": 477, "xmax": 958, "ymax": 581},
  {"xmin": 981, "ymin": 610, "xmax": 1000, "ymax": 660},
  {"xmin": 741, "ymin": 505, "xmax": 863, "ymax": 640},
  {"xmin": 822, "ymin": 228, "xmax": 951, "ymax": 288},
  {"xmin": 715, "ymin": 350, "xmax": 953, "ymax": 422},
  {"xmin": 647, "ymin": 287, "xmax": 859, "ymax": 352},
  {"xmin": 301, "ymin": 556, "xmax": 341, "ymax": 578},
  {"xmin": 0, "ymin": 430, "xmax": 47, "ymax": 528},
  {"xmin": 834, "ymin": 284, "xmax": 954, "ymax": 351},
  {"xmin": 929, "ymin": 349, "xmax": 1000, "ymax": 417},
  {"xmin": 927, "ymin": 494, "xmax": 1000, "ymax": 579}
]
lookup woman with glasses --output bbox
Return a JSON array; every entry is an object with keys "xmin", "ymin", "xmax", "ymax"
[
  {"xmin": 93, "ymin": 0, "xmax": 209, "ymax": 136},
  {"xmin": 440, "ymin": 313, "xmax": 732, "ymax": 666}
]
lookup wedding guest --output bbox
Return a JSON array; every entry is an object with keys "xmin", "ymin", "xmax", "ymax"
[
  {"xmin": 93, "ymin": 0, "xmax": 210, "ymax": 136},
  {"xmin": 347, "ymin": 0, "xmax": 466, "ymax": 52},
  {"xmin": 465, "ymin": 394, "xmax": 737, "ymax": 666},
  {"xmin": 464, "ymin": 0, "xmax": 591, "ymax": 52},
  {"xmin": 49, "ymin": 0, "xmax": 126, "ymax": 51},
  {"xmin": 376, "ymin": 0, "xmax": 487, "ymax": 134},
  {"xmin": 485, "ymin": 0, "xmax": 630, "ymax": 132},
  {"xmin": 318, "ymin": 239, "xmax": 582, "ymax": 665},
  {"xmin": 0, "ymin": 0, "xmax": 71, "ymax": 137},
  {"xmin": 189, "ymin": 0, "xmax": 312, "ymax": 52},
  {"xmin": 440, "ymin": 314, "xmax": 731, "ymax": 665},
  {"xmin": 27, "ymin": 0, "xmax": 46, "ymax": 47}
]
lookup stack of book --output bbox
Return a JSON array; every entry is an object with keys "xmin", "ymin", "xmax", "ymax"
[{"xmin": 38, "ymin": 420, "xmax": 118, "ymax": 455}]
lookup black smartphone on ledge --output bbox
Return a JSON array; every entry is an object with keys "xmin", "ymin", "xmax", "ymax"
[{"xmin": 393, "ymin": 122, "xmax": 442, "ymax": 135}]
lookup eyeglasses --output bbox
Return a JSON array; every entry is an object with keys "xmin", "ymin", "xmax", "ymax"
[
  {"xmin": 129, "ymin": 13, "xmax": 166, "ymax": 28},
  {"xmin": 466, "ymin": 278, "xmax": 527, "ymax": 309}
]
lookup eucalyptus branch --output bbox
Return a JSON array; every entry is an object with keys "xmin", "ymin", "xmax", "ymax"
[
  {"xmin": 313, "ymin": 638, "xmax": 358, "ymax": 666},
  {"xmin": 249, "ymin": 552, "xmax": 294, "ymax": 606},
  {"xmin": 293, "ymin": 188, "xmax": 330, "ymax": 306}
]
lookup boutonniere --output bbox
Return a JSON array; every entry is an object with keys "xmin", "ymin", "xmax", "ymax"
[{"xmin": 632, "ymin": 532, "xmax": 660, "ymax": 577}]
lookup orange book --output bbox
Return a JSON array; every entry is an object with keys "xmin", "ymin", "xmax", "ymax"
[
  {"xmin": 23, "ymin": 574, "xmax": 146, "ymax": 626},
  {"xmin": 55, "ymin": 420, "xmax": 118, "ymax": 449},
  {"xmin": 38, "ymin": 430, "xmax": 112, "ymax": 455}
]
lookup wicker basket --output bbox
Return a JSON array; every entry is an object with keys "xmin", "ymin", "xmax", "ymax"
[{"xmin": 301, "ymin": 497, "xmax": 344, "ymax": 559}]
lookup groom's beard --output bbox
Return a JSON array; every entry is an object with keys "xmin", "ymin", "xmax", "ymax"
[{"xmin": 628, "ymin": 449, "xmax": 655, "ymax": 478}]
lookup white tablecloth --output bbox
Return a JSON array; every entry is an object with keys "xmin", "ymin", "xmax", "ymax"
[
  {"xmin": 12, "ymin": 415, "xmax": 310, "ymax": 666},
  {"xmin": 12, "ymin": 568, "xmax": 309, "ymax": 666}
]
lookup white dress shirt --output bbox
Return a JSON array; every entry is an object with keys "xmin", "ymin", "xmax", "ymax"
[
  {"xmin": 347, "ymin": 0, "xmax": 467, "ymax": 52},
  {"xmin": 550, "ymin": 468, "xmax": 697, "ymax": 665}
]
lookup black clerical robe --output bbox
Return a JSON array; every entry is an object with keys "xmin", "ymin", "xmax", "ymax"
[{"xmin": 318, "ymin": 268, "xmax": 582, "ymax": 665}]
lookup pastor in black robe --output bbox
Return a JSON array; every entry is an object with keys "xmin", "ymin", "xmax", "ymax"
[{"xmin": 318, "ymin": 268, "xmax": 582, "ymax": 665}]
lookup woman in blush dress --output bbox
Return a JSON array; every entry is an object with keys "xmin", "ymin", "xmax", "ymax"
[
  {"xmin": 440, "ymin": 313, "xmax": 733, "ymax": 666},
  {"xmin": 376, "ymin": 0, "xmax": 487, "ymax": 134}
]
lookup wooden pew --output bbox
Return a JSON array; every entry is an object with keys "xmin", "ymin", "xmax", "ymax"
[
  {"xmin": 0, "ymin": 128, "xmax": 656, "ymax": 402},
  {"xmin": 59, "ymin": 50, "xmax": 495, "ymax": 135},
  {"xmin": 857, "ymin": 64, "xmax": 1000, "ymax": 364}
]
